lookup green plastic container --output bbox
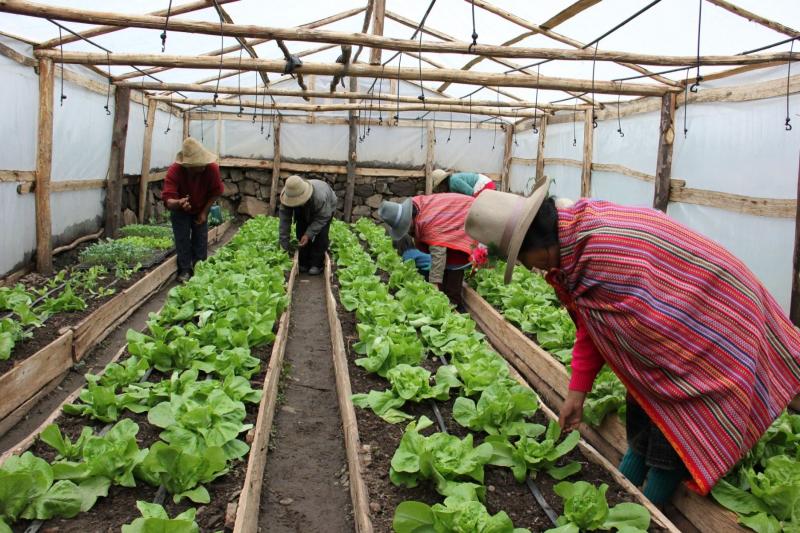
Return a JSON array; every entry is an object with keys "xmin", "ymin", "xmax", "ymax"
[{"xmin": 209, "ymin": 204, "xmax": 223, "ymax": 226}]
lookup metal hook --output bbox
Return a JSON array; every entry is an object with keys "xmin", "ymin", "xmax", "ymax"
[
  {"xmin": 104, "ymin": 105, "xmax": 111, "ymax": 116},
  {"xmin": 164, "ymin": 126, "xmax": 171, "ymax": 135},
  {"xmin": 572, "ymin": 139, "xmax": 577, "ymax": 147},
  {"xmin": 689, "ymin": 79, "xmax": 701, "ymax": 93},
  {"xmin": 786, "ymin": 118, "xmax": 793, "ymax": 131},
  {"xmin": 592, "ymin": 116, "xmax": 598, "ymax": 129},
  {"xmin": 160, "ymin": 31, "xmax": 167, "ymax": 53},
  {"xmin": 617, "ymin": 128, "xmax": 625, "ymax": 138},
  {"xmin": 237, "ymin": 106, "xmax": 244, "ymax": 118},
  {"xmin": 213, "ymin": 93, "xmax": 219, "ymax": 106}
]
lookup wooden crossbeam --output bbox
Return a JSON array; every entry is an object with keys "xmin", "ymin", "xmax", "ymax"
[
  {"xmin": 540, "ymin": 0, "xmax": 601, "ymax": 30},
  {"xmin": 213, "ymin": 3, "xmax": 269, "ymax": 87},
  {"xmin": 705, "ymin": 0, "xmax": 799, "ymax": 38},
  {"xmin": 35, "ymin": 0, "xmax": 239, "ymax": 49},
  {"xmin": 34, "ymin": 50, "xmax": 674, "ymax": 96},
  {"xmin": 3, "ymin": 0, "xmax": 796, "ymax": 66}
]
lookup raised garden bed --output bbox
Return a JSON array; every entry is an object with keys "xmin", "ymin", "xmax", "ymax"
[
  {"xmin": 0, "ymin": 217, "xmax": 293, "ymax": 533},
  {"xmin": 325, "ymin": 219, "xmax": 680, "ymax": 533},
  {"xmin": 0, "ymin": 221, "xmax": 232, "ymax": 439}
]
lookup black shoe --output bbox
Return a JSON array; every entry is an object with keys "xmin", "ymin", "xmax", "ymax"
[
  {"xmin": 299, "ymin": 265, "xmax": 310, "ymax": 273},
  {"xmin": 176, "ymin": 271, "xmax": 191, "ymax": 283}
]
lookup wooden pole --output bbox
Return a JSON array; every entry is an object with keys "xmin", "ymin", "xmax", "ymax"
[
  {"xmin": 791, "ymin": 153, "xmax": 800, "ymax": 327},
  {"xmin": 344, "ymin": 76, "xmax": 358, "ymax": 221},
  {"xmin": 35, "ymin": 57, "xmax": 54, "ymax": 274},
  {"xmin": 653, "ymin": 93, "xmax": 677, "ymax": 212},
  {"xmin": 183, "ymin": 112, "xmax": 189, "ymax": 140},
  {"xmin": 424, "ymin": 121, "xmax": 435, "ymax": 195},
  {"xmin": 535, "ymin": 115, "xmax": 548, "ymax": 187},
  {"xmin": 268, "ymin": 115, "xmax": 282, "ymax": 215},
  {"xmin": 35, "ymin": 50, "xmax": 674, "ymax": 97},
  {"xmin": 501, "ymin": 124, "xmax": 515, "ymax": 192},
  {"xmin": 580, "ymin": 110, "xmax": 593, "ymax": 197},
  {"xmin": 369, "ymin": 0, "xmax": 385, "ymax": 65},
  {"xmin": 705, "ymin": 0, "xmax": 798, "ymax": 38},
  {"xmin": 138, "ymin": 98, "xmax": 157, "ymax": 222},
  {"xmin": 12, "ymin": 1, "xmax": 797, "ymax": 67},
  {"xmin": 104, "ymin": 86, "xmax": 130, "ymax": 238}
]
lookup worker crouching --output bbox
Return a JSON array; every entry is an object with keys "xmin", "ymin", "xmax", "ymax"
[{"xmin": 279, "ymin": 175, "xmax": 337, "ymax": 275}]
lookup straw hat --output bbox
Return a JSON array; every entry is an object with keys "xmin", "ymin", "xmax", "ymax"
[
  {"xmin": 175, "ymin": 137, "xmax": 217, "ymax": 167},
  {"xmin": 378, "ymin": 198, "xmax": 414, "ymax": 240},
  {"xmin": 554, "ymin": 197, "xmax": 575, "ymax": 208},
  {"xmin": 431, "ymin": 169, "xmax": 450, "ymax": 189},
  {"xmin": 465, "ymin": 177, "xmax": 551, "ymax": 284},
  {"xmin": 280, "ymin": 175, "xmax": 314, "ymax": 207}
]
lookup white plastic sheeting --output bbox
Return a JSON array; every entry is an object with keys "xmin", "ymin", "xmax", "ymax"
[
  {"xmin": 358, "ymin": 125, "xmax": 427, "ymax": 167},
  {"xmin": 509, "ymin": 129, "xmax": 539, "ymax": 195},
  {"xmin": 434, "ymin": 127, "xmax": 503, "ymax": 174},
  {"xmin": 123, "ymin": 101, "xmax": 146, "ymax": 175},
  {"xmin": 543, "ymin": 121, "xmax": 583, "ymax": 200},
  {"xmin": 220, "ymin": 119, "xmax": 274, "ymax": 159},
  {"xmin": 281, "ymin": 122, "xmax": 349, "ymax": 162},
  {"xmin": 150, "ymin": 109, "xmax": 183, "ymax": 169}
]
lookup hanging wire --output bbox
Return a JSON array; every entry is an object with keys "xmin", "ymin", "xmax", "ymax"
[
  {"xmin": 266, "ymin": 106, "xmax": 274, "ymax": 140},
  {"xmin": 447, "ymin": 105, "xmax": 453, "ymax": 142},
  {"xmin": 252, "ymin": 71, "xmax": 259, "ymax": 123},
  {"xmin": 376, "ymin": 70, "xmax": 385, "ymax": 125},
  {"xmin": 141, "ymin": 77, "xmax": 148, "ymax": 126},
  {"xmin": 469, "ymin": 0, "xmax": 478, "ymax": 52},
  {"xmin": 419, "ymin": 115, "xmax": 424, "ymax": 150},
  {"xmin": 199, "ymin": 108, "xmax": 205, "ymax": 142},
  {"xmin": 103, "ymin": 51, "xmax": 112, "ymax": 116},
  {"xmin": 432, "ymin": 111, "xmax": 437, "ymax": 144},
  {"xmin": 512, "ymin": 109, "xmax": 519, "ymax": 146},
  {"xmin": 532, "ymin": 65, "xmax": 540, "ymax": 134},
  {"xmin": 786, "ymin": 39, "xmax": 795, "ymax": 131},
  {"xmin": 164, "ymin": 94, "xmax": 173, "ymax": 134},
  {"xmin": 212, "ymin": 0, "xmax": 224, "ymax": 105},
  {"xmin": 417, "ymin": 32, "xmax": 425, "ymax": 103},
  {"xmin": 468, "ymin": 95, "xmax": 473, "ymax": 143},
  {"xmin": 259, "ymin": 80, "xmax": 266, "ymax": 134},
  {"xmin": 57, "ymin": 27, "xmax": 66, "ymax": 105},
  {"xmin": 237, "ymin": 48, "xmax": 244, "ymax": 117},
  {"xmin": 491, "ymin": 89, "xmax": 499, "ymax": 150},
  {"xmin": 590, "ymin": 41, "xmax": 599, "ymax": 128},
  {"xmin": 690, "ymin": 0, "xmax": 703, "ymax": 92},
  {"xmin": 394, "ymin": 56, "xmax": 402, "ymax": 124},
  {"xmin": 572, "ymin": 99, "xmax": 578, "ymax": 147},
  {"xmin": 683, "ymin": 68, "xmax": 690, "ymax": 137},
  {"xmin": 160, "ymin": 0, "xmax": 173, "ymax": 52},
  {"xmin": 616, "ymin": 84, "xmax": 624, "ymax": 137}
]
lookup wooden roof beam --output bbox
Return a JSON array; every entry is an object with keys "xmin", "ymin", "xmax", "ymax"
[
  {"xmin": 35, "ymin": 0, "xmax": 239, "ymax": 49},
  {"xmin": 3, "ymin": 0, "xmax": 796, "ymax": 66},
  {"xmin": 34, "ymin": 50, "xmax": 675, "ymax": 96},
  {"xmin": 368, "ymin": 0, "xmax": 385, "ymax": 65},
  {"xmin": 540, "ymin": 0, "xmax": 601, "ymax": 30},
  {"xmin": 705, "ymin": 0, "xmax": 799, "ymax": 38},
  {"xmin": 212, "ymin": 3, "xmax": 268, "ymax": 87}
]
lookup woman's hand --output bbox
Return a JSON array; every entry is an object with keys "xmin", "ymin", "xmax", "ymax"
[{"xmin": 559, "ymin": 390, "xmax": 586, "ymax": 432}]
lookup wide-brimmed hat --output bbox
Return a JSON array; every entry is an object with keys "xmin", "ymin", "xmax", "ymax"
[
  {"xmin": 465, "ymin": 177, "xmax": 551, "ymax": 284},
  {"xmin": 378, "ymin": 198, "xmax": 413, "ymax": 240},
  {"xmin": 175, "ymin": 137, "xmax": 217, "ymax": 167},
  {"xmin": 554, "ymin": 197, "xmax": 575, "ymax": 208},
  {"xmin": 280, "ymin": 175, "xmax": 314, "ymax": 207},
  {"xmin": 431, "ymin": 169, "xmax": 450, "ymax": 189}
]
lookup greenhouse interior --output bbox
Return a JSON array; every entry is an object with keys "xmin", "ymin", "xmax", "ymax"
[{"xmin": 0, "ymin": 0, "xmax": 799, "ymax": 532}]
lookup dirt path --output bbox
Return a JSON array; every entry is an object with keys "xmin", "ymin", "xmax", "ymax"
[{"xmin": 260, "ymin": 273, "xmax": 354, "ymax": 533}]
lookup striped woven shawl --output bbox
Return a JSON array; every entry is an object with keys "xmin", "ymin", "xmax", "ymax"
[
  {"xmin": 554, "ymin": 200, "xmax": 800, "ymax": 495},
  {"xmin": 412, "ymin": 193, "xmax": 476, "ymax": 254}
]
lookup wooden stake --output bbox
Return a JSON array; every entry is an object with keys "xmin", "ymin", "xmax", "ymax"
[
  {"xmin": 269, "ymin": 115, "xmax": 282, "ymax": 215},
  {"xmin": 344, "ymin": 77, "xmax": 358, "ymax": 221},
  {"xmin": 369, "ymin": 0, "xmax": 385, "ymax": 65},
  {"xmin": 501, "ymin": 124, "xmax": 515, "ymax": 192},
  {"xmin": 183, "ymin": 111, "xmax": 189, "ymax": 140},
  {"xmin": 35, "ymin": 57, "xmax": 54, "ymax": 274},
  {"xmin": 790, "ymin": 153, "xmax": 800, "ymax": 326},
  {"xmin": 425, "ymin": 121, "xmax": 435, "ymax": 195},
  {"xmin": 104, "ymin": 86, "xmax": 130, "ymax": 238},
  {"xmin": 653, "ymin": 93, "xmax": 677, "ymax": 212},
  {"xmin": 138, "ymin": 98, "xmax": 157, "ymax": 223},
  {"xmin": 580, "ymin": 110, "xmax": 593, "ymax": 197},
  {"xmin": 535, "ymin": 115, "xmax": 548, "ymax": 187}
]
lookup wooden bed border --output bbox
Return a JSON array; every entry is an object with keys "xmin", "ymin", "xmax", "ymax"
[
  {"xmin": 0, "ymin": 221, "xmax": 232, "ymax": 437},
  {"xmin": 324, "ymin": 255, "xmax": 373, "ymax": 533},
  {"xmin": 232, "ymin": 253, "xmax": 298, "ymax": 533},
  {"xmin": 463, "ymin": 284, "xmax": 746, "ymax": 533}
]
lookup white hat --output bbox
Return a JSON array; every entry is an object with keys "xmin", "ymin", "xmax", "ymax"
[
  {"xmin": 431, "ymin": 169, "xmax": 450, "ymax": 189},
  {"xmin": 280, "ymin": 175, "xmax": 314, "ymax": 207},
  {"xmin": 554, "ymin": 197, "xmax": 575, "ymax": 208},
  {"xmin": 175, "ymin": 137, "xmax": 217, "ymax": 167},
  {"xmin": 465, "ymin": 178, "xmax": 551, "ymax": 284}
]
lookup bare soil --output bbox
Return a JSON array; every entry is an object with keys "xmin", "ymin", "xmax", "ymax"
[{"xmin": 259, "ymin": 273, "xmax": 354, "ymax": 533}]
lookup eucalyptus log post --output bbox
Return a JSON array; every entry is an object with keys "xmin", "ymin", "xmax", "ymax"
[
  {"xmin": 182, "ymin": 112, "xmax": 189, "ymax": 140},
  {"xmin": 791, "ymin": 154, "xmax": 800, "ymax": 327},
  {"xmin": 137, "ymin": 98, "xmax": 157, "ymax": 222},
  {"xmin": 343, "ymin": 76, "xmax": 358, "ymax": 221},
  {"xmin": 535, "ymin": 115, "xmax": 548, "ymax": 188},
  {"xmin": 653, "ymin": 93, "xmax": 677, "ymax": 212},
  {"xmin": 104, "ymin": 86, "xmax": 130, "ymax": 238},
  {"xmin": 580, "ymin": 110, "xmax": 593, "ymax": 197},
  {"xmin": 501, "ymin": 124, "xmax": 515, "ymax": 192},
  {"xmin": 35, "ymin": 57, "xmax": 54, "ymax": 274},
  {"xmin": 369, "ymin": 0, "xmax": 386, "ymax": 65},
  {"xmin": 268, "ymin": 115, "xmax": 282, "ymax": 214},
  {"xmin": 425, "ymin": 121, "xmax": 435, "ymax": 194}
]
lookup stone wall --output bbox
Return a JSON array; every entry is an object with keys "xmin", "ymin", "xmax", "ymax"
[
  {"xmin": 121, "ymin": 177, "xmax": 166, "ymax": 224},
  {"xmin": 219, "ymin": 167, "xmax": 426, "ymax": 221}
]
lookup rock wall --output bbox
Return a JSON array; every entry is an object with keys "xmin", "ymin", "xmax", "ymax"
[
  {"xmin": 121, "ymin": 178, "xmax": 167, "ymax": 224},
  {"xmin": 219, "ymin": 167, "xmax": 426, "ymax": 221}
]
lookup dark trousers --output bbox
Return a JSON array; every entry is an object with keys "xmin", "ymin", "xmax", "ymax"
[
  {"xmin": 296, "ymin": 218, "xmax": 330, "ymax": 269},
  {"xmin": 171, "ymin": 210, "xmax": 208, "ymax": 274},
  {"xmin": 441, "ymin": 269, "xmax": 465, "ymax": 307}
]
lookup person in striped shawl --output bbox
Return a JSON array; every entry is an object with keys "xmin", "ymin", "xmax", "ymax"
[
  {"xmin": 465, "ymin": 180, "xmax": 800, "ymax": 504},
  {"xmin": 378, "ymin": 193, "xmax": 476, "ymax": 305}
]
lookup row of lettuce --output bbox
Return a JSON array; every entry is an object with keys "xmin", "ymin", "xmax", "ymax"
[
  {"xmin": 0, "ymin": 217, "xmax": 291, "ymax": 533},
  {"xmin": 467, "ymin": 247, "xmax": 800, "ymax": 533},
  {"xmin": 333, "ymin": 218, "xmax": 653, "ymax": 533}
]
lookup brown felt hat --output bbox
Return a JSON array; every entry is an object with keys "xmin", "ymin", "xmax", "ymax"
[
  {"xmin": 465, "ymin": 177, "xmax": 551, "ymax": 284},
  {"xmin": 280, "ymin": 175, "xmax": 314, "ymax": 207},
  {"xmin": 175, "ymin": 137, "xmax": 217, "ymax": 167}
]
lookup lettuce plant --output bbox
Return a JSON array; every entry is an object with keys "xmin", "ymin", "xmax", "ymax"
[
  {"xmin": 452, "ymin": 380, "xmax": 539, "ymax": 436},
  {"xmin": 121, "ymin": 501, "xmax": 200, "ymax": 533},
  {"xmin": 546, "ymin": 481, "xmax": 650, "ymax": 533},
  {"xmin": 136, "ymin": 442, "xmax": 228, "ymax": 504},
  {"xmin": 486, "ymin": 421, "xmax": 581, "ymax": 482},
  {"xmin": 393, "ymin": 496, "xmax": 530, "ymax": 533}
]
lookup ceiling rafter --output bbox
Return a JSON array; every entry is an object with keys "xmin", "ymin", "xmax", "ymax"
[
  {"xmin": 212, "ymin": 2, "xmax": 268, "ymax": 86},
  {"xmin": 705, "ymin": 0, "xmax": 799, "ymax": 38},
  {"xmin": 539, "ymin": 0, "xmax": 601, "ymax": 30}
]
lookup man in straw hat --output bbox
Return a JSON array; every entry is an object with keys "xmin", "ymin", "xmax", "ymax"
[
  {"xmin": 378, "ymin": 193, "xmax": 475, "ymax": 305},
  {"xmin": 431, "ymin": 168, "xmax": 496, "ymax": 197},
  {"xmin": 279, "ymin": 175, "xmax": 336, "ymax": 275},
  {"xmin": 465, "ymin": 181, "xmax": 800, "ymax": 504},
  {"xmin": 162, "ymin": 138, "xmax": 223, "ymax": 282}
]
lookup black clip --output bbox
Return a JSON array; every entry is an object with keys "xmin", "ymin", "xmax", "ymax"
[
  {"xmin": 469, "ymin": 33, "xmax": 478, "ymax": 53},
  {"xmin": 417, "ymin": 95, "xmax": 425, "ymax": 101},
  {"xmin": 104, "ymin": 105, "xmax": 111, "ymax": 116},
  {"xmin": 689, "ymin": 77, "xmax": 702, "ymax": 93},
  {"xmin": 786, "ymin": 117, "xmax": 793, "ymax": 131},
  {"xmin": 617, "ymin": 128, "xmax": 625, "ymax": 138},
  {"xmin": 164, "ymin": 127, "xmax": 171, "ymax": 135},
  {"xmin": 237, "ymin": 106, "xmax": 244, "ymax": 118},
  {"xmin": 572, "ymin": 139, "xmax": 577, "ymax": 147},
  {"xmin": 160, "ymin": 31, "xmax": 167, "ymax": 53},
  {"xmin": 592, "ymin": 116, "xmax": 598, "ymax": 129},
  {"xmin": 213, "ymin": 93, "xmax": 219, "ymax": 106},
  {"xmin": 60, "ymin": 94, "xmax": 67, "ymax": 103}
]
